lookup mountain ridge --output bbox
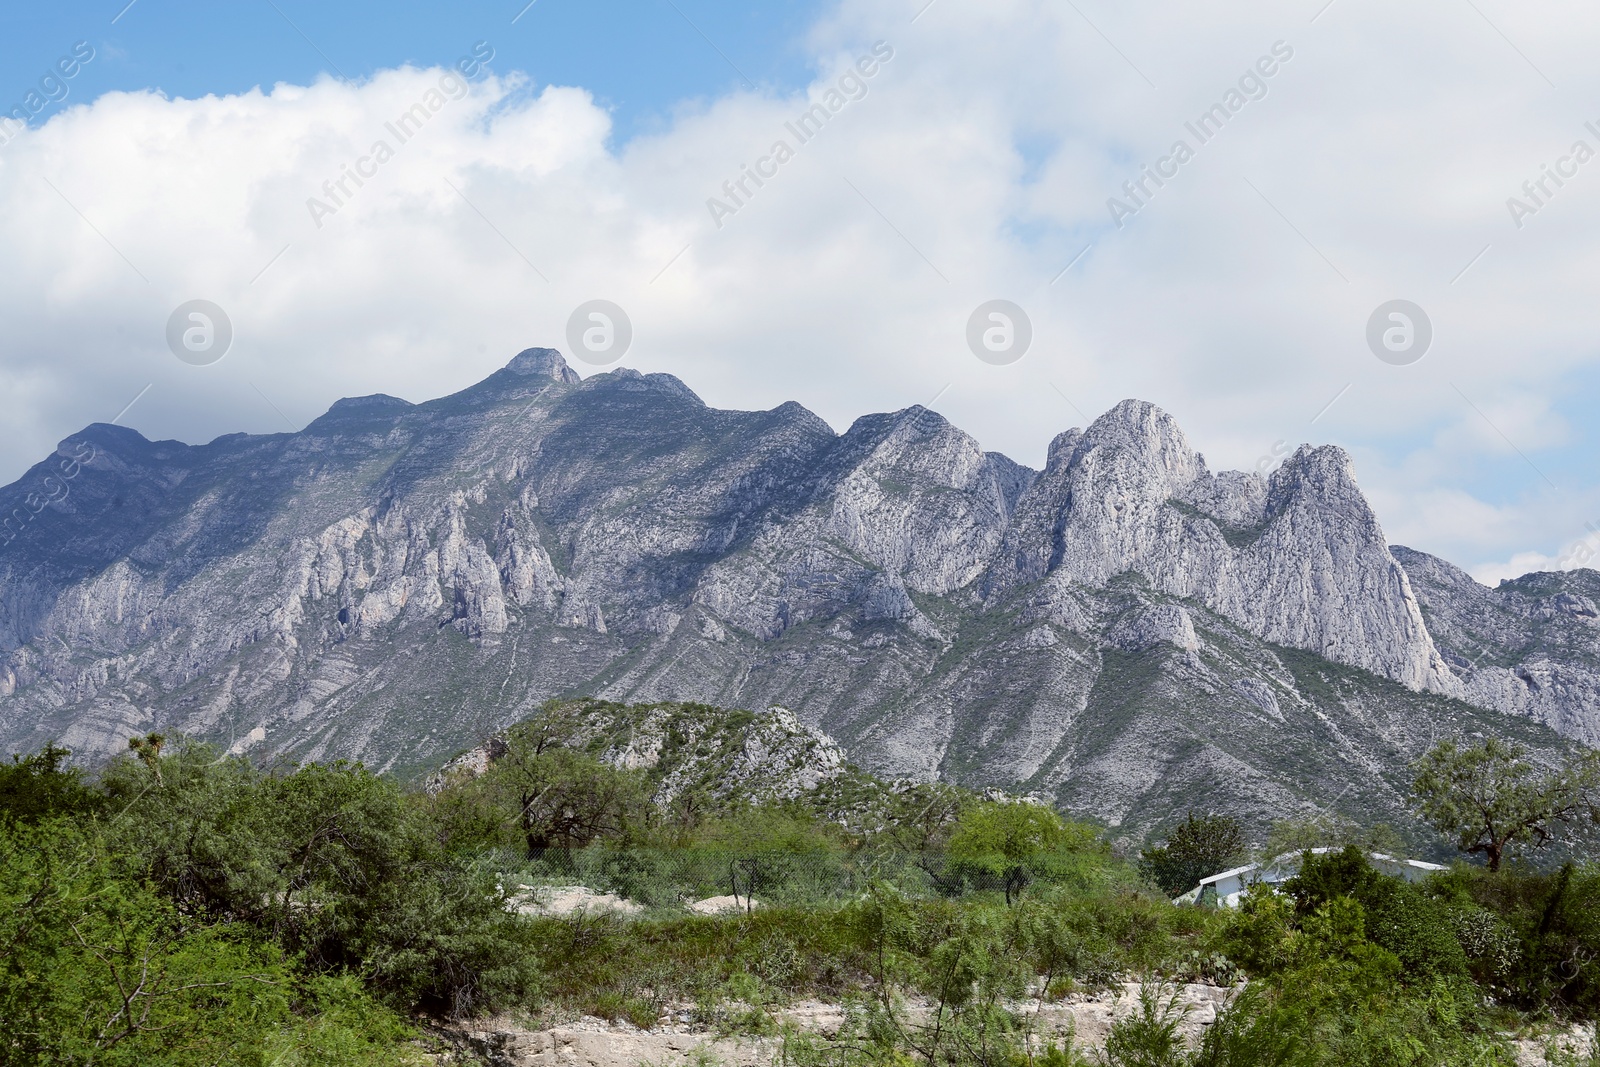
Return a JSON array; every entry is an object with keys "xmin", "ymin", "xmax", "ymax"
[{"xmin": 0, "ymin": 346, "xmax": 1593, "ymax": 840}]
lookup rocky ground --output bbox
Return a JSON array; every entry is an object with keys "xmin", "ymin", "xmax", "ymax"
[
  {"xmin": 430, "ymin": 992, "xmax": 1594, "ymax": 1067},
  {"xmin": 433, "ymin": 983, "xmax": 1236, "ymax": 1067},
  {"xmin": 506, "ymin": 884, "xmax": 752, "ymax": 918}
]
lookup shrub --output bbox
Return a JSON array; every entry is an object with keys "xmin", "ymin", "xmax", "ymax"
[
  {"xmin": 1285, "ymin": 847, "xmax": 1466, "ymax": 983},
  {"xmin": 1219, "ymin": 883, "xmax": 1297, "ymax": 976},
  {"xmin": 1139, "ymin": 813, "xmax": 1246, "ymax": 897},
  {"xmin": 702, "ymin": 807, "xmax": 848, "ymax": 906},
  {"xmin": 1282, "ymin": 846, "xmax": 1379, "ymax": 914},
  {"xmin": 945, "ymin": 801, "xmax": 1096, "ymax": 904},
  {"xmin": 94, "ymin": 741, "xmax": 538, "ymax": 1017},
  {"xmin": 0, "ymin": 743, "xmax": 101, "ymax": 822},
  {"xmin": 0, "ymin": 816, "xmax": 422, "ymax": 1065},
  {"xmin": 1443, "ymin": 903, "xmax": 1522, "ymax": 988},
  {"xmin": 1358, "ymin": 878, "xmax": 1467, "ymax": 983}
]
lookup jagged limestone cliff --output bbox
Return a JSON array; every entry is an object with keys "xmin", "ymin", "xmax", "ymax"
[{"xmin": 0, "ymin": 347, "xmax": 1589, "ymax": 839}]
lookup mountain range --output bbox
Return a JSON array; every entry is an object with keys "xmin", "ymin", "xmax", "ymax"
[{"xmin": 2, "ymin": 347, "xmax": 1594, "ymax": 842}]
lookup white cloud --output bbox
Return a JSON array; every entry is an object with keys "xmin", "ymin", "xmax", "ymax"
[
  {"xmin": 1472, "ymin": 552, "xmax": 1560, "ymax": 587},
  {"xmin": 2, "ymin": 0, "xmax": 1598, "ymax": 578},
  {"xmin": 1470, "ymin": 514, "xmax": 1600, "ymax": 585}
]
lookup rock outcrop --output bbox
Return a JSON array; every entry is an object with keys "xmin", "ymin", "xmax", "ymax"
[
  {"xmin": 1391, "ymin": 546, "xmax": 1600, "ymax": 744},
  {"xmin": 987, "ymin": 402, "xmax": 1455, "ymax": 692},
  {"xmin": 434, "ymin": 701, "xmax": 849, "ymax": 809}
]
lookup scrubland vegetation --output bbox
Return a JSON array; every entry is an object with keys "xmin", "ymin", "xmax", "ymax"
[{"xmin": 4, "ymin": 702, "xmax": 1600, "ymax": 1066}]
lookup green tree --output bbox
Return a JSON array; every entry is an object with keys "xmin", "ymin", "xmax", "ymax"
[
  {"xmin": 1139, "ymin": 812, "xmax": 1246, "ymax": 896},
  {"xmin": 98, "ymin": 739, "xmax": 270, "ymax": 918},
  {"xmin": 0, "ymin": 743, "xmax": 101, "ymax": 822},
  {"xmin": 483, "ymin": 733, "xmax": 646, "ymax": 861},
  {"xmin": 877, "ymin": 780, "xmax": 970, "ymax": 855},
  {"xmin": 97, "ymin": 739, "xmax": 537, "ymax": 1017},
  {"xmin": 1282, "ymin": 846, "xmax": 1467, "ymax": 983},
  {"xmin": 1261, "ymin": 814, "xmax": 1405, "ymax": 862},
  {"xmin": 0, "ymin": 815, "xmax": 418, "ymax": 1066},
  {"xmin": 1411, "ymin": 737, "xmax": 1600, "ymax": 871},
  {"xmin": 946, "ymin": 800, "xmax": 1074, "ymax": 904},
  {"xmin": 703, "ymin": 805, "xmax": 840, "ymax": 909}
]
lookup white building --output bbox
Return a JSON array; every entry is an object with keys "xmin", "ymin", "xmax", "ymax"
[{"xmin": 1172, "ymin": 848, "xmax": 1448, "ymax": 908}]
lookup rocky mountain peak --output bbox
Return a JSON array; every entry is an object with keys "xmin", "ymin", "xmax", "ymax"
[
  {"xmin": 1079, "ymin": 400, "xmax": 1199, "ymax": 473},
  {"xmin": 325, "ymin": 394, "xmax": 413, "ymax": 414},
  {"xmin": 1390, "ymin": 545, "xmax": 1483, "ymax": 593},
  {"xmin": 505, "ymin": 347, "xmax": 581, "ymax": 382},
  {"xmin": 975, "ymin": 400, "xmax": 1458, "ymax": 695},
  {"xmin": 1045, "ymin": 428, "xmax": 1084, "ymax": 469},
  {"xmin": 1392, "ymin": 544, "xmax": 1600, "ymax": 743},
  {"xmin": 591, "ymin": 367, "xmax": 704, "ymax": 404},
  {"xmin": 836, "ymin": 406, "xmax": 980, "ymax": 485},
  {"xmin": 1269, "ymin": 444, "xmax": 1360, "ymax": 504},
  {"xmin": 307, "ymin": 394, "xmax": 417, "ymax": 433}
]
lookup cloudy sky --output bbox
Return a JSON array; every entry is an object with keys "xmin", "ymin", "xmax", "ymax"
[{"xmin": 3, "ymin": 0, "xmax": 1597, "ymax": 584}]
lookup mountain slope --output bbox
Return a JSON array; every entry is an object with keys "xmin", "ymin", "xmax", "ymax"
[
  {"xmin": 0, "ymin": 347, "xmax": 1590, "ymax": 840},
  {"xmin": 1392, "ymin": 546, "xmax": 1600, "ymax": 744}
]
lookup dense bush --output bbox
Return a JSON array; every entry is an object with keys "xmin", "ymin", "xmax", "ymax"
[
  {"xmin": 0, "ymin": 739, "xmax": 546, "ymax": 1064},
  {"xmin": 0, "ymin": 816, "xmax": 422, "ymax": 1066},
  {"xmin": 1425, "ymin": 860, "xmax": 1600, "ymax": 1019},
  {"xmin": 93, "ymin": 742, "xmax": 539, "ymax": 1017},
  {"xmin": 0, "ymin": 743, "xmax": 101, "ymax": 822},
  {"xmin": 1283, "ymin": 847, "xmax": 1467, "ymax": 983},
  {"xmin": 1139, "ymin": 813, "xmax": 1247, "ymax": 896}
]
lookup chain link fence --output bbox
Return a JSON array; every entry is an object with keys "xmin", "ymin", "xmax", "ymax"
[{"xmin": 509, "ymin": 843, "xmax": 1094, "ymax": 910}]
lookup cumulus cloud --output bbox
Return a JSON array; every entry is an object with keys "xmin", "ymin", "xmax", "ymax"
[{"xmin": 2, "ymin": 0, "xmax": 1598, "ymax": 582}]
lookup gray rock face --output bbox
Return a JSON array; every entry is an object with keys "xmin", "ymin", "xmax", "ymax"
[
  {"xmin": 1392, "ymin": 546, "xmax": 1600, "ymax": 744},
  {"xmin": 987, "ymin": 402, "xmax": 1454, "ymax": 692},
  {"xmin": 1109, "ymin": 604, "xmax": 1200, "ymax": 654},
  {"xmin": 0, "ymin": 347, "xmax": 1590, "ymax": 840}
]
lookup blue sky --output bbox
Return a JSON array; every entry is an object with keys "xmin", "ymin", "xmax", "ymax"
[
  {"xmin": 3, "ymin": 0, "xmax": 826, "ymax": 143},
  {"xmin": 2, "ymin": 0, "xmax": 1598, "ymax": 582}
]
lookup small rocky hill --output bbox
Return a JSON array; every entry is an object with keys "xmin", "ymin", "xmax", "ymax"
[{"xmin": 433, "ymin": 699, "xmax": 856, "ymax": 811}]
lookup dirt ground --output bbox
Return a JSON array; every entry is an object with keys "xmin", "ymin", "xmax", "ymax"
[{"xmin": 436, "ymin": 982, "xmax": 1236, "ymax": 1066}]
